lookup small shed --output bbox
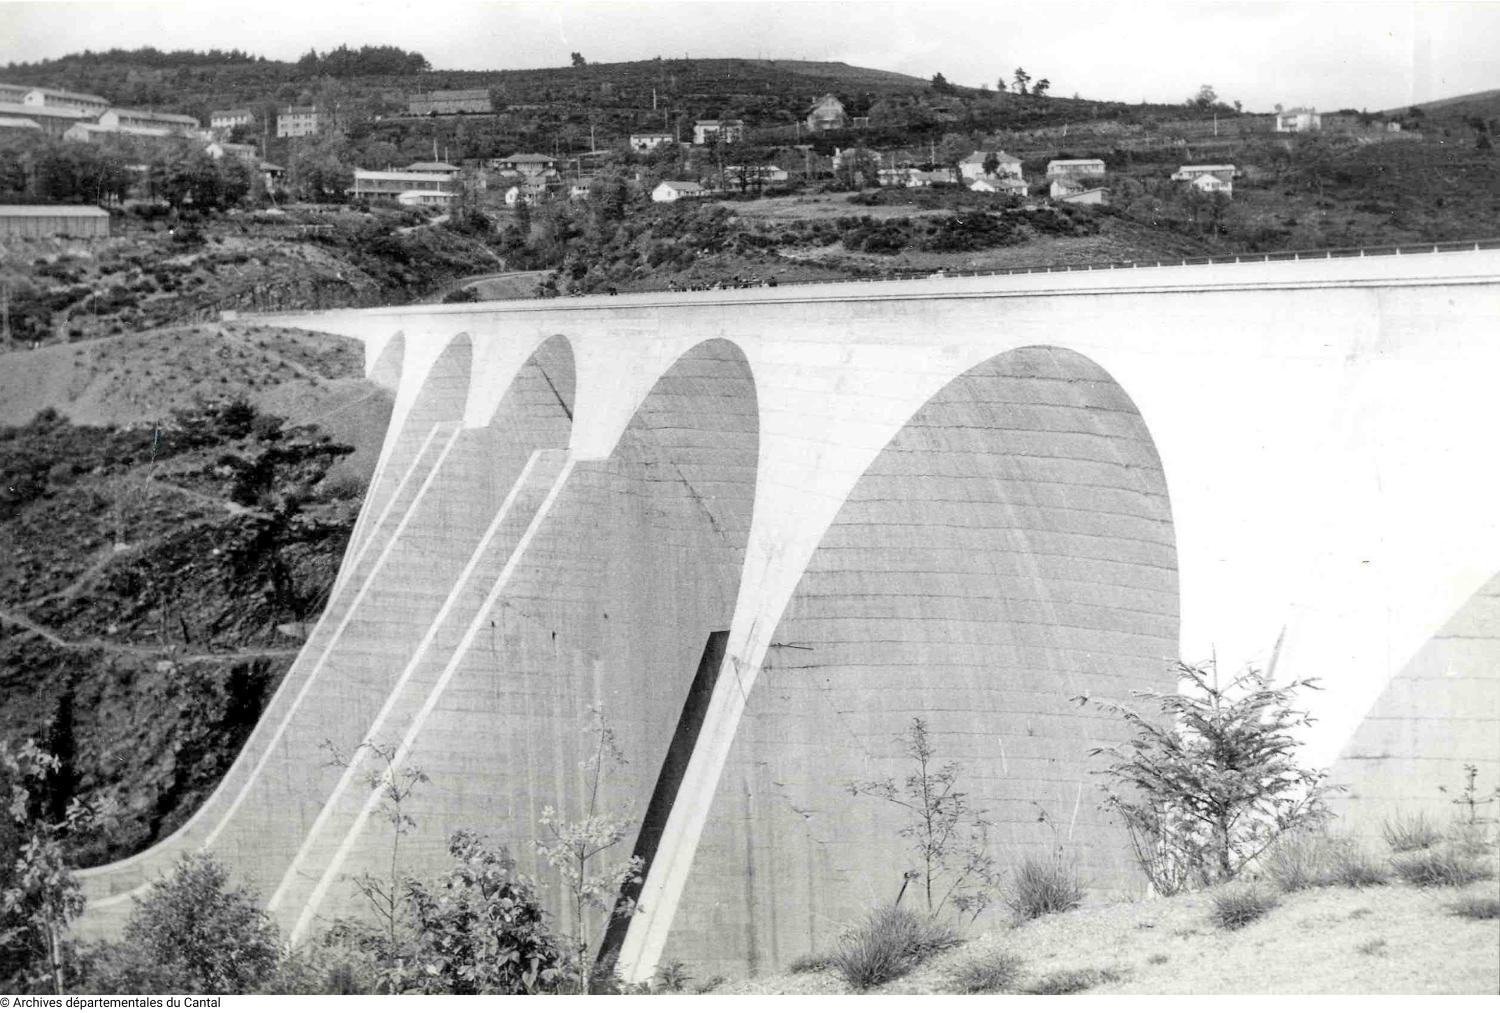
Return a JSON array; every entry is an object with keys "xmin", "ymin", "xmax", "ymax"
[{"xmin": 0, "ymin": 204, "xmax": 110, "ymax": 239}]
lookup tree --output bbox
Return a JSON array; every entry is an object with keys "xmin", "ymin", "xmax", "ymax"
[
  {"xmin": 1012, "ymin": 67, "xmax": 1031, "ymax": 95},
  {"xmin": 322, "ymin": 739, "xmax": 429, "ymax": 993},
  {"xmin": 930, "ymin": 72, "xmax": 956, "ymax": 96},
  {"xmin": 1077, "ymin": 660, "xmax": 1343, "ymax": 895},
  {"xmin": 1033, "ymin": 78, "xmax": 1051, "ymax": 98},
  {"xmin": 982, "ymin": 152, "xmax": 1000, "ymax": 177},
  {"xmin": 533, "ymin": 706, "xmax": 644, "ymax": 993},
  {"xmin": 1, "ymin": 740, "xmax": 112, "ymax": 993},
  {"xmin": 570, "ymin": 52, "xmax": 587, "ymax": 68},
  {"xmin": 406, "ymin": 831, "xmax": 565, "ymax": 994},
  {"xmin": 93, "ymin": 853, "xmax": 279, "ymax": 994},
  {"xmin": 847, "ymin": 718, "xmax": 1002, "ymax": 922},
  {"xmin": 1192, "ymin": 84, "xmax": 1219, "ymax": 110},
  {"xmin": 994, "ymin": 76, "xmax": 1007, "ymax": 93}
]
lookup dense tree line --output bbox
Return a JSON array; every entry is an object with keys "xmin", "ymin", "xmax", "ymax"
[{"xmin": 294, "ymin": 45, "xmax": 430, "ymax": 79}]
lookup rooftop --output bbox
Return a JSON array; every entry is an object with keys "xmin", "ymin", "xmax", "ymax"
[
  {"xmin": 0, "ymin": 204, "xmax": 110, "ymax": 217},
  {"xmin": 0, "ymin": 101, "xmax": 89, "ymax": 120}
]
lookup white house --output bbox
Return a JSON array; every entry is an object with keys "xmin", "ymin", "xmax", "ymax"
[
  {"xmin": 1046, "ymin": 158, "xmax": 1106, "ymax": 180},
  {"xmin": 907, "ymin": 168, "xmax": 958, "ymax": 188},
  {"xmin": 629, "ymin": 133, "xmax": 675, "ymax": 152},
  {"xmin": 205, "ymin": 141, "xmax": 258, "ymax": 163},
  {"xmin": 1275, "ymin": 107, "xmax": 1321, "ymax": 133},
  {"xmin": 959, "ymin": 150, "xmax": 1023, "ymax": 181},
  {"xmin": 652, "ymin": 180, "xmax": 708, "ymax": 202},
  {"xmin": 724, "ymin": 165, "xmax": 789, "ymax": 184},
  {"xmin": 806, "ymin": 94, "xmax": 847, "ymax": 132},
  {"xmin": 210, "ymin": 108, "xmax": 254, "ymax": 134},
  {"xmin": 1171, "ymin": 164, "xmax": 1236, "ymax": 184},
  {"xmin": 351, "ymin": 169, "xmax": 458, "ymax": 204},
  {"xmin": 98, "ymin": 107, "xmax": 201, "ymax": 137},
  {"xmin": 1058, "ymin": 187, "xmax": 1108, "ymax": 206},
  {"xmin": 692, "ymin": 119, "xmax": 745, "ymax": 145},
  {"xmin": 1189, "ymin": 173, "xmax": 1232, "ymax": 196},
  {"xmin": 970, "ymin": 175, "xmax": 1027, "ymax": 195}
]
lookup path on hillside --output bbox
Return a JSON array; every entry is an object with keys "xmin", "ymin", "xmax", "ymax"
[{"xmin": 0, "ymin": 607, "xmax": 299, "ymax": 663}]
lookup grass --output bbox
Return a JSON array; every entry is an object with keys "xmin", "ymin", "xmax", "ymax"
[
  {"xmin": 1263, "ymin": 830, "xmax": 1390, "ymax": 890},
  {"xmin": 1390, "ymin": 846, "xmax": 1493, "ymax": 888},
  {"xmin": 1449, "ymin": 894, "xmax": 1500, "ymax": 920},
  {"xmin": 829, "ymin": 905, "xmax": 960, "ymax": 990},
  {"xmin": 1356, "ymin": 938, "xmax": 1388, "ymax": 957},
  {"xmin": 944, "ymin": 951, "xmax": 1026, "ymax": 994},
  {"xmin": 1212, "ymin": 885, "xmax": 1280, "ymax": 930},
  {"xmin": 786, "ymin": 953, "xmax": 830, "ymax": 974},
  {"xmin": 1005, "ymin": 855, "xmax": 1084, "ymax": 922},
  {"xmin": 1021, "ymin": 967, "xmax": 1126, "ymax": 994},
  {"xmin": 1382, "ymin": 811, "xmax": 1443, "ymax": 853}
]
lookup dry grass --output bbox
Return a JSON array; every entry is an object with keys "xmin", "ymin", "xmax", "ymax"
[
  {"xmin": 721, "ymin": 881, "xmax": 1500, "ymax": 994},
  {"xmin": 1391, "ymin": 847, "xmax": 1493, "ymax": 888},
  {"xmin": 1383, "ymin": 811, "xmax": 1444, "ymax": 853},
  {"xmin": 1449, "ymin": 893, "xmax": 1500, "ymax": 920},
  {"xmin": 1005, "ymin": 855, "xmax": 1084, "ymax": 922},
  {"xmin": 828, "ymin": 905, "xmax": 960, "ymax": 990},
  {"xmin": 1212, "ymin": 885, "xmax": 1280, "ymax": 930}
]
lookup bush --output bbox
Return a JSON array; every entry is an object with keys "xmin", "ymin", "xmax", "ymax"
[
  {"xmin": 1263, "ymin": 830, "xmax": 1331, "ymax": 892},
  {"xmin": 1021, "ymin": 967, "xmax": 1124, "ymax": 994},
  {"xmin": 89, "ymin": 853, "xmax": 280, "ymax": 993},
  {"xmin": 1391, "ymin": 846, "xmax": 1492, "ymax": 888},
  {"xmin": 1382, "ymin": 811, "xmax": 1442, "ymax": 853},
  {"xmin": 405, "ymin": 831, "xmax": 564, "ymax": 994},
  {"xmin": 1448, "ymin": 894, "xmax": 1500, "ymax": 920},
  {"xmin": 946, "ymin": 951, "xmax": 1026, "ymax": 993},
  {"xmin": 829, "ymin": 905, "xmax": 960, "ymax": 990},
  {"xmin": 1325, "ymin": 837, "xmax": 1390, "ymax": 887},
  {"xmin": 1211, "ymin": 885, "xmax": 1279, "ymax": 930},
  {"xmin": 1081, "ymin": 661, "xmax": 1340, "ymax": 894},
  {"xmin": 1005, "ymin": 855, "xmax": 1083, "ymax": 921}
]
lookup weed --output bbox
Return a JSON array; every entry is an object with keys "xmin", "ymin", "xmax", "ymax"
[
  {"xmin": 651, "ymin": 960, "xmax": 691, "ymax": 993},
  {"xmin": 1211, "ymin": 885, "xmax": 1279, "ymax": 930},
  {"xmin": 1348, "ymin": 907, "xmax": 1373, "ymax": 919},
  {"xmin": 1022, "ymin": 967, "xmax": 1124, "ymax": 994},
  {"xmin": 1263, "ymin": 829, "xmax": 1331, "ymax": 891},
  {"xmin": 829, "ymin": 905, "xmax": 960, "ymax": 990},
  {"xmin": 945, "ymin": 951, "xmax": 1026, "ymax": 994},
  {"xmin": 694, "ymin": 974, "xmax": 727, "ymax": 994},
  {"xmin": 1005, "ymin": 855, "xmax": 1083, "ymax": 922},
  {"xmin": 786, "ymin": 953, "xmax": 830, "ymax": 974},
  {"xmin": 1448, "ymin": 894, "xmax": 1500, "ymax": 920},
  {"xmin": 1356, "ymin": 938, "xmax": 1388, "ymax": 957},
  {"xmin": 1390, "ymin": 847, "xmax": 1492, "ymax": 888},
  {"xmin": 1326, "ymin": 838, "xmax": 1390, "ymax": 887},
  {"xmin": 1147, "ymin": 953, "xmax": 1169, "ymax": 965},
  {"xmin": 1382, "ymin": 810, "xmax": 1442, "ymax": 853}
]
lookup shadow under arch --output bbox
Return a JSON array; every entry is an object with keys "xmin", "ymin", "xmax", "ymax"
[
  {"xmin": 366, "ymin": 330, "xmax": 405, "ymax": 391},
  {"xmin": 308, "ymin": 338, "xmax": 760, "ymax": 946},
  {"xmin": 664, "ymin": 344, "xmax": 1180, "ymax": 978},
  {"xmin": 1328, "ymin": 568, "xmax": 1500, "ymax": 830},
  {"xmin": 75, "ymin": 334, "xmax": 577, "ymax": 937},
  {"xmin": 358, "ymin": 332, "xmax": 473, "ymax": 538}
]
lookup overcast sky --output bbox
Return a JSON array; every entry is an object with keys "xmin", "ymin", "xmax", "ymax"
[{"xmin": 1, "ymin": 0, "xmax": 1495, "ymax": 113}]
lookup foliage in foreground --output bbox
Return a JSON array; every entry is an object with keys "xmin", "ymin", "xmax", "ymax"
[
  {"xmin": 1004, "ymin": 854, "xmax": 1083, "ymax": 921},
  {"xmin": 945, "ymin": 950, "xmax": 1026, "ymax": 993},
  {"xmin": 846, "ymin": 717, "xmax": 1002, "ymax": 921},
  {"xmin": 86, "ymin": 853, "xmax": 280, "ymax": 994},
  {"xmin": 1021, "ymin": 966, "xmax": 1125, "ymax": 994},
  {"xmin": 1210, "ymin": 884, "xmax": 1280, "ymax": 930},
  {"xmin": 1079, "ymin": 660, "xmax": 1341, "ymax": 895},
  {"xmin": 1390, "ymin": 846, "xmax": 1493, "ymax": 889},
  {"xmin": 1262, "ymin": 830, "xmax": 1389, "ymax": 891},
  {"xmin": 829, "ymin": 904, "xmax": 960, "ymax": 990}
]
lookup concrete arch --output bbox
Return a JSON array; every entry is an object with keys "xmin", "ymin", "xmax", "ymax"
[
  {"xmin": 366, "ymin": 330, "xmax": 404, "ymax": 390},
  {"xmin": 356, "ymin": 332, "xmax": 473, "ymax": 550},
  {"xmin": 660, "ymin": 345, "xmax": 1179, "ymax": 977},
  {"xmin": 78, "ymin": 334, "xmax": 575, "ymax": 932},
  {"xmin": 285, "ymin": 338, "xmax": 761, "ymax": 944}
]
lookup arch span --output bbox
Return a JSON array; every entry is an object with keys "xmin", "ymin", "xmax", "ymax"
[
  {"xmin": 285, "ymin": 339, "xmax": 761, "ymax": 945},
  {"xmin": 78, "ymin": 334, "xmax": 575, "ymax": 932},
  {"xmin": 659, "ymin": 345, "xmax": 1178, "ymax": 977}
]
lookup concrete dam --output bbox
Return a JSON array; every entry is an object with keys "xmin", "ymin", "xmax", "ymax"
[{"xmin": 77, "ymin": 247, "xmax": 1500, "ymax": 980}]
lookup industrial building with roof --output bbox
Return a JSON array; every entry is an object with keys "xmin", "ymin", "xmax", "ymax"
[
  {"xmin": 350, "ymin": 169, "xmax": 459, "ymax": 206},
  {"xmin": 407, "ymin": 90, "xmax": 492, "ymax": 116},
  {"xmin": 0, "ymin": 204, "xmax": 110, "ymax": 239}
]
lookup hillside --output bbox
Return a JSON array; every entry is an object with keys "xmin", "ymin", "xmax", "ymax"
[
  {"xmin": 0, "ymin": 323, "xmax": 391, "ymax": 866},
  {"xmin": 721, "ymin": 879, "xmax": 1500, "ymax": 995},
  {"xmin": 1390, "ymin": 87, "xmax": 1500, "ymax": 123}
]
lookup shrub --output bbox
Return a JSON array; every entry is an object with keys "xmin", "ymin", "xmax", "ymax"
[
  {"xmin": 1022, "ymin": 967, "xmax": 1124, "ymax": 994},
  {"xmin": 1080, "ymin": 661, "xmax": 1340, "ymax": 894},
  {"xmin": 1211, "ymin": 885, "xmax": 1279, "ymax": 930},
  {"xmin": 1263, "ymin": 830, "xmax": 1331, "ymax": 892},
  {"xmin": 405, "ymin": 830, "xmax": 564, "ymax": 995},
  {"xmin": 1005, "ymin": 855, "xmax": 1083, "ymax": 921},
  {"xmin": 1325, "ymin": 838, "xmax": 1390, "ymax": 887},
  {"xmin": 946, "ymin": 951, "xmax": 1026, "ymax": 994},
  {"xmin": 1391, "ymin": 847, "xmax": 1492, "ymax": 888},
  {"xmin": 786, "ymin": 953, "xmax": 830, "ymax": 974},
  {"xmin": 1448, "ymin": 894, "xmax": 1500, "ymax": 920},
  {"xmin": 1382, "ymin": 811, "xmax": 1442, "ymax": 853},
  {"xmin": 829, "ymin": 905, "xmax": 960, "ymax": 990},
  {"xmin": 651, "ymin": 960, "xmax": 691, "ymax": 993},
  {"xmin": 93, "ymin": 853, "xmax": 280, "ymax": 993}
]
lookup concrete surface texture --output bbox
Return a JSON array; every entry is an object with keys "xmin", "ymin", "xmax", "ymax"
[{"xmin": 74, "ymin": 248, "xmax": 1500, "ymax": 980}]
